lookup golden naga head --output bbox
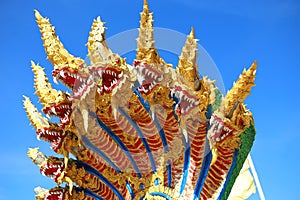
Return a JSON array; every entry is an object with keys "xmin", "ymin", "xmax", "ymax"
[
  {"xmin": 176, "ymin": 28, "xmax": 215, "ymax": 120},
  {"xmin": 208, "ymin": 61, "xmax": 257, "ymax": 148},
  {"xmin": 34, "ymin": 9, "xmax": 131, "ymax": 102}
]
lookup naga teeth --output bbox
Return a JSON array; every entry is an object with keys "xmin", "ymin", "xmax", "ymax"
[
  {"xmin": 60, "ymin": 71, "xmax": 66, "ymax": 78},
  {"xmin": 104, "ymin": 85, "xmax": 109, "ymax": 91},
  {"xmin": 118, "ymin": 71, "xmax": 123, "ymax": 78},
  {"xmin": 224, "ymin": 127, "xmax": 231, "ymax": 132},
  {"xmin": 51, "ymin": 107, "xmax": 57, "ymax": 115},
  {"xmin": 98, "ymin": 70, "xmax": 103, "ymax": 77}
]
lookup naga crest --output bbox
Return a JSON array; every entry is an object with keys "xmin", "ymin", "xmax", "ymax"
[{"xmin": 24, "ymin": 1, "xmax": 257, "ymax": 199}]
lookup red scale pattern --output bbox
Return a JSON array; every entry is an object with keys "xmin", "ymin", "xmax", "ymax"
[
  {"xmin": 96, "ymin": 110, "xmax": 151, "ymax": 172},
  {"xmin": 76, "ymin": 148, "xmax": 128, "ymax": 198},
  {"xmin": 200, "ymin": 146, "xmax": 235, "ymax": 200}
]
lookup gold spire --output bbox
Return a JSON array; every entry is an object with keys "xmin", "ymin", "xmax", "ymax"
[
  {"xmin": 34, "ymin": 10, "xmax": 84, "ymax": 71},
  {"xmin": 23, "ymin": 96, "xmax": 49, "ymax": 130},
  {"xmin": 27, "ymin": 148, "xmax": 47, "ymax": 167},
  {"xmin": 136, "ymin": 0, "xmax": 166, "ymax": 65},
  {"xmin": 177, "ymin": 27, "xmax": 199, "ymax": 87},
  {"xmin": 31, "ymin": 61, "xmax": 69, "ymax": 107},
  {"xmin": 86, "ymin": 16, "xmax": 113, "ymax": 65},
  {"xmin": 224, "ymin": 61, "xmax": 257, "ymax": 117}
]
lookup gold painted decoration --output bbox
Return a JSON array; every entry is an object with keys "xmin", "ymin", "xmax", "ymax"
[{"xmin": 24, "ymin": 1, "xmax": 257, "ymax": 199}]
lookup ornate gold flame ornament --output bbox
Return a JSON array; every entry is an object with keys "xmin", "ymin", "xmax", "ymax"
[{"xmin": 24, "ymin": 1, "xmax": 257, "ymax": 199}]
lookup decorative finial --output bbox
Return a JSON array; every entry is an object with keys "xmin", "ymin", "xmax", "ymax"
[
  {"xmin": 136, "ymin": 0, "xmax": 166, "ymax": 64},
  {"xmin": 31, "ymin": 61, "xmax": 68, "ymax": 107},
  {"xmin": 177, "ymin": 27, "xmax": 199, "ymax": 87},
  {"xmin": 27, "ymin": 148, "xmax": 47, "ymax": 167},
  {"xmin": 144, "ymin": 0, "xmax": 149, "ymax": 9},
  {"xmin": 34, "ymin": 10, "xmax": 84, "ymax": 71},
  {"xmin": 23, "ymin": 96, "xmax": 49, "ymax": 130},
  {"xmin": 224, "ymin": 61, "xmax": 257, "ymax": 117},
  {"xmin": 87, "ymin": 16, "xmax": 114, "ymax": 65}
]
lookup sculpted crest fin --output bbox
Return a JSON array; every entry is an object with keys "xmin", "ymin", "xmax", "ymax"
[
  {"xmin": 87, "ymin": 16, "xmax": 113, "ymax": 65},
  {"xmin": 31, "ymin": 61, "xmax": 68, "ymax": 107},
  {"xmin": 23, "ymin": 96, "xmax": 49, "ymax": 130},
  {"xmin": 136, "ymin": 0, "xmax": 167, "ymax": 65},
  {"xmin": 27, "ymin": 148, "xmax": 47, "ymax": 167},
  {"xmin": 224, "ymin": 61, "xmax": 257, "ymax": 117},
  {"xmin": 34, "ymin": 10, "xmax": 84, "ymax": 71},
  {"xmin": 177, "ymin": 27, "xmax": 199, "ymax": 87}
]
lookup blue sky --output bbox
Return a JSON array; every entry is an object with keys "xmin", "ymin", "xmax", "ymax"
[{"xmin": 0, "ymin": 0, "xmax": 299, "ymax": 199}]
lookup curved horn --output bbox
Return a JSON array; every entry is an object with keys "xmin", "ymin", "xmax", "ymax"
[
  {"xmin": 224, "ymin": 61, "xmax": 257, "ymax": 117},
  {"xmin": 177, "ymin": 27, "xmax": 199, "ymax": 87},
  {"xmin": 23, "ymin": 96, "xmax": 49, "ymax": 130},
  {"xmin": 31, "ymin": 61, "xmax": 69, "ymax": 107},
  {"xmin": 27, "ymin": 148, "xmax": 47, "ymax": 167},
  {"xmin": 34, "ymin": 10, "xmax": 84, "ymax": 71},
  {"xmin": 87, "ymin": 16, "xmax": 113, "ymax": 65},
  {"xmin": 136, "ymin": 0, "xmax": 166, "ymax": 65}
]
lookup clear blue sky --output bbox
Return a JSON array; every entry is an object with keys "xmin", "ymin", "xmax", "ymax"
[{"xmin": 0, "ymin": 0, "xmax": 299, "ymax": 199}]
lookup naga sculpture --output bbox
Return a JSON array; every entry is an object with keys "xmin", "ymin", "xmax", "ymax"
[{"xmin": 24, "ymin": 1, "xmax": 257, "ymax": 199}]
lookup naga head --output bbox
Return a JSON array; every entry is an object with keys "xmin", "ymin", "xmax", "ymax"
[
  {"xmin": 28, "ymin": 149, "xmax": 64, "ymax": 182},
  {"xmin": 90, "ymin": 54, "xmax": 128, "ymax": 95},
  {"xmin": 208, "ymin": 61, "xmax": 257, "ymax": 148},
  {"xmin": 36, "ymin": 124, "xmax": 68, "ymax": 152},
  {"xmin": 171, "ymin": 84, "xmax": 200, "ymax": 117},
  {"xmin": 31, "ymin": 61, "xmax": 72, "ymax": 127},
  {"xmin": 87, "ymin": 16, "xmax": 129, "ymax": 96},
  {"xmin": 34, "ymin": 10, "xmax": 86, "ymax": 89},
  {"xmin": 24, "ymin": 97, "xmax": 79, "ymax": 153},
  {"xmin": 40, "ymin": 156, "xmax": 65, "ymax": 182},
  {"xmin": 173, "ymin": 28, "xmax": 213, "ymax": 121},
  {"xmin": 35, "ymin": 10, "xmax": 96, "ymax": 101},
  {"xmin": 134, "ymin": 0, "xmax": 173, "ymax": 99}
]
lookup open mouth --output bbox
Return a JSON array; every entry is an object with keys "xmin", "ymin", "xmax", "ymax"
[
  {"xmin": 52, "ymin": 67, "xmax": 85, "ymax": 89},
  {"xmin": 43, "ymin": 103, "xmax": 72, "ymax": 127},
  {"xmin": 45, "ymin": 188, "xmax": 65, "ymax": 200},
  {"xmin": 52, "ymin": 67, "xmax": 94, "ymax": 99},
  {"xmin": 90, "ymin": 66, "xmax": 123, "ymax": 94},
  {"xmin": 209, "ymin": 115, "xmax": 237, "ymax": 142},
  {"xmin": 171, "ymin": 85, "xmax": 199, "ymax": 115},
  {"xmin": 133, "ymin": 61, "xmax": 163, "ymax": 95},
  {"xmin": 40, "ymin": 161, "xmax": 64, "ymax": 182},
  {"xmin": 36, "ymin": 126, "xmax": 66, "ymax": 152}
]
